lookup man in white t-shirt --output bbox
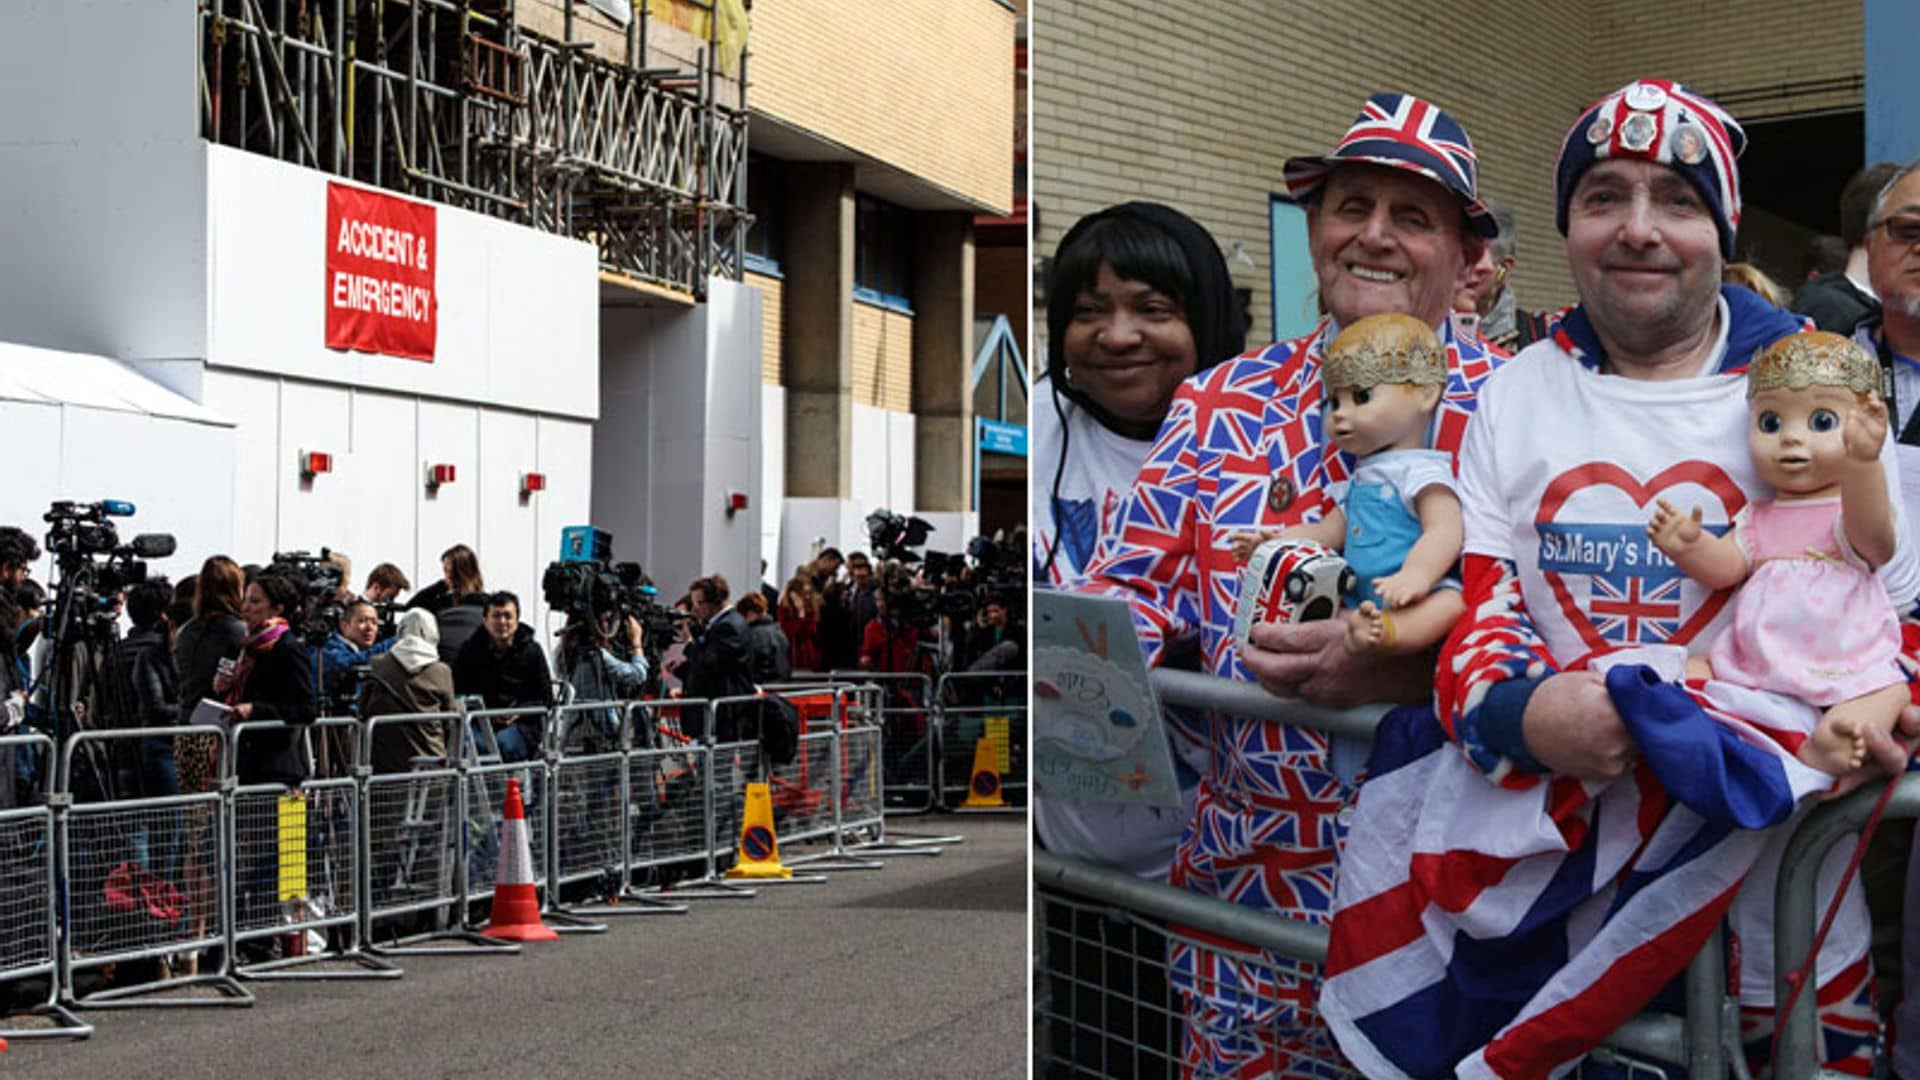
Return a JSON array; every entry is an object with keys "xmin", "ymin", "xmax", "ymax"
[{"xmin": 1323, "ymin": 81, "xmax": 1920, "ymax": 1079}]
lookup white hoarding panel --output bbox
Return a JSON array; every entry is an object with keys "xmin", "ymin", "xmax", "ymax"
[
  {"xmin": 53, "ymin": 409, "xmax": 234, "ymax": 584},
  {"xmin": 347, "ymin": 390, "xmax": 424, "ymax": 593},
  {"xmin": 201, "ymin": 370, "xmax": 282, "ymax": 562},
  {"xmin": 276, "ymin": 382, "xmax": 355, "ymax": 556},
  {"xmin": 477, "ymin": 408, "xmax": 540, "ymax": 624},
  {"xmin": 416, "ymin": 401, "xmax": 480, "ymax": 589},
  {"xmin": 206, "ymin": 147, "xmax": 597, "ymax": 419},
  {"xmin": 535, "ymin": 416, "xmax": 594, "ymax": 643}
]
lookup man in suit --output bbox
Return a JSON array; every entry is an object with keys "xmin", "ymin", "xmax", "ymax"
[{"xmin": 677, "ymin": 574, "xmax": 755, "ymax": 742}]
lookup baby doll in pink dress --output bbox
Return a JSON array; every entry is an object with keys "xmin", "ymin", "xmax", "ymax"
[{"xmin": 1649, "ymin": 331, "xmax": 1907, "ymax": 775}]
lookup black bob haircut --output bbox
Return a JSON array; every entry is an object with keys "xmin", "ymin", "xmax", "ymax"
[{"xmin": 1045, "ymin": 214, "xmax": 1195, "ymax": 382}]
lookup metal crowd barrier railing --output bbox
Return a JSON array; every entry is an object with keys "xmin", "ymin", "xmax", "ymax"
[
  {"xmin": 3, "ymin": 678, "xmax": 936, "ymax": 1034},
  {"xmin": 0, "ymin": 733, "xmax": 89, "ymax": 1040},
  {"xmin": 57, "ymin": 725, "xmax": 252, "ymax": 1008},
  {"xmin": 229, "ymin": 719, "xmax": 396, "ymax": 980},
  {"xmin": 827, "ymin": 671, "xmax": 937, "ymax": 814},
  {"xmin": 1031, "ymin": 668, "xmax": 1737, "ymax": 1079},
  {"xmin": 1773, "ymin": 772, "xmax": 1920, "ymax": 1079},
  {"xmin": 936, "ymin": 671, "xmax": 1026, "ymax": 811}
]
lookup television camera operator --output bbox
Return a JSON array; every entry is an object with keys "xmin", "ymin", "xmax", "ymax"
[{"xmin": 541, "ymin": 537, "xmax": 682, "ymax": 725}]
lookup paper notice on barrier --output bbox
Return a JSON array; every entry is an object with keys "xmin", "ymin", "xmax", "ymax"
[
  {"xmin": 1032, "ymin": 592, "xmax": 1181, "ymax": 808},
  {"xmin": 189, "ymin": 699, "xmax": 235, "ymax": 731}
]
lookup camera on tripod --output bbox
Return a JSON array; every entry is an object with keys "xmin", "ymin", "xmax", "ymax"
[
  {"xmin": 267, "ymin": 548, "xmax": 347, "ymax": 646},
  {"xmin": 43, "ymin": 500, "xmax": 176, "ymax": 639}
]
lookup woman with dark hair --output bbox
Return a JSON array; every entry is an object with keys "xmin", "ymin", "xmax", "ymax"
[
  {"xmin": 215, "ymin": 573, "xmax": 316, "ymax": 785},
  {"xmin": 174, "ymin": 556, "xmax": 248, "ymax": 791},
  {"xmin": 407, "ymin": 543, "xmax": 484, "ymax": 616},
  {"xmin": 169, "ymin": 555, "xmax": 247, "ymax": 972},
  {"xmin": 1032, "ymin": 202, "xmax": 1242, "ymax": 1076},
  {"xmin": 1032, "ymin": 202, "xmax": 1246, "ymax": 586}
]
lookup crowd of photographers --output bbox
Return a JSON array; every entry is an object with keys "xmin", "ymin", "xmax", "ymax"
[{"xmin": 0, "ymin": 509, "xmax": 1028, "ymax": 814}]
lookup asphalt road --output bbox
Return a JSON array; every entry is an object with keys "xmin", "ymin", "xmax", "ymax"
[{"xmin": 4, "ymin": 814, "xmax": 1028, "ymax": 1079}]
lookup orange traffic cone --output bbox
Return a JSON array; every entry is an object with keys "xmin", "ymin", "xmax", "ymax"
[
  {"xmin": 725, "ymin": 782, "xmax": 793, "ymax": 879},
  {"xmin": 483, "ymin": 778, "xmax": 558, "ymax": 942},
  {"xmin": 961, "ymin": 735, "xmax": 1008, "ymax": 808}
]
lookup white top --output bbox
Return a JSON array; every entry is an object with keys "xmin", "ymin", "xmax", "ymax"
[
  {"xmin": 1030, "ymin": 379, "xmax": 1161, "ymax": 588},
  {"xmin": 1030, "ymin": 375, "xmax": 1206, "ymax": 881},
  {"xmin": 1337, "ymin": 448, "xmax": 1456, "ymax": 514}
]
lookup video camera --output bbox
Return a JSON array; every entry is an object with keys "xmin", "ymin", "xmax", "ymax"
[
  {"xmin": 268, "ymin": 548, "xmax": 348, "ymax": 646},
  {"xmin": 43, "ymin": 500, "xmax": 176, "ymax": 641},
  {"xmin": 865, "ymin": 509, "xmax": 933, "ymax": 564},
  {"xmin": 542, "ymin": 527, "xmax": 687, "ymax": 677}
]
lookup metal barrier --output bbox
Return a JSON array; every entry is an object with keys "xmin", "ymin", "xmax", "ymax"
[
  {"xmin": 624, "ymin": 698, "xmax": 730, "ymax": 902},
  {"xmin": 829, "ymin": 671, "xmax": 937, "ymax": 813},
  {"xmin": 1773, "ymin": 772, "xmax": 1920, "ymax": 1079},
  {"xmin": 228, "ymin": 719, "xmax": 396, "ymax": 980},
  {"xmin": 361, "ymin": 710, "xmax": 516, "ymax": 957},
  {"xmin": 1029, "ymin": 668, "xmax": 1737, "ymax": 1078},
  {"xmin": 543, "ymin": 702, "xmax": 679, "ymax": 920},
  {"xmin": 0, "ymin": 733, "xmax": 90, "ymax": 1039},
  {"xmin": 459, "ymin": 706, "xmax": 557, "ymax": 931},
  {"xmin": 936, "ymin": 671, "xmax": 1026, "ymax": 811},
  {"xmin": 57, "ymin": 726, "xmax": 252, "ymax": 1008}
]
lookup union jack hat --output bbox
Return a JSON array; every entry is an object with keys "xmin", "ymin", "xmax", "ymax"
[
  {"xmin": 1280, "ymin": 92, "xmax": 1497, "ymax": 239},
  {"xmin": 1554, "ymin": 79, "xmax": 1746, "ymax": 257}
]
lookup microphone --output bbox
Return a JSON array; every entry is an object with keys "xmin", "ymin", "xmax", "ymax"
[{"xmin": 129, "ymin": 533, "xmax": 177, "ymax": 558}]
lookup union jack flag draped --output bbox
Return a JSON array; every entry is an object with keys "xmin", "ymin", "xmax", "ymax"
[{"xmin": 1079, "ymin": 317, "xmax": 1503, "ymax": 1075}]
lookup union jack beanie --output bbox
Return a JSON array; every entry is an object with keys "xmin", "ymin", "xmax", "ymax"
[
  {"xmin": 1554, "ymin": 79, "xmax": 1746, "ymax": 258},
  {"xmin": 1281, "ymin": 92, "xmax": 1497, "ymax": 239}
]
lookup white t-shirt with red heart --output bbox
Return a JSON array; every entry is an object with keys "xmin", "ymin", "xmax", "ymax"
[
  {"xmin": 1459, "ymin": 339, "xmax": 1919, "ymax": 670},
  {"xmin": 1456, "ymin": 324, "xmax": 1919, "ymax": 1004}
]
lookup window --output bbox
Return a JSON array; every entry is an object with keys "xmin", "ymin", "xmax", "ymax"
[
  {"xmin": 745, "ymin": 152, "xmax": 785, "ymax": 273},
  {"xmin": 854, "ymin": 194, "xmax": 914, "ymax": 307}
]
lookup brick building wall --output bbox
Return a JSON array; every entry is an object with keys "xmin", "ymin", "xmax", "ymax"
[
  {"xmin": 1035, "ymin": 1, "xmax": 1862, "ymax": 338},
  {"xmin": 751, "ymin": 0, "xmax": 1016, "ymax": 213},
  {"xmin": 1590, "ymin": 0, "xmax": 1863, "ymax": 119},
  {"xmin": 851, "ymin": 302, "xmax": 915, "ymax": 412},
  {"xmin": 748, "ymin": 271, "xmax": 784, "ymax": 384}
]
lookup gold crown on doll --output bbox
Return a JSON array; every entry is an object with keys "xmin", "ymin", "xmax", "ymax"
[
  {"xmin": 1746, "ymin": 332, "xmax": 1879, "ymax": 398},
  {"xmin": 1322, "ymin": 313, "xmax": 1447, "ymax": 390}
]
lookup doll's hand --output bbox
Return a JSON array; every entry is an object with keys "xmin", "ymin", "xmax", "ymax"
[
  {"xmin": 1646, "ymin": 498, "xmax": 1705, "ymax": 556},
  {"xmin": 1370, "ymin": 570, "xmax": 1428, "ymax": 610},
  {"xmin": 1228, "ymin": 532, "xmax": 1262, "ymax": 564},
  {"xmin": 1845, "ymin": 397, "xmax": 1890, "ymax": 462}
]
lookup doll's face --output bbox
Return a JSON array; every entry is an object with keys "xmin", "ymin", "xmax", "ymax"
[
  {"xmin": 1324, "ymin": 381, "xmax": 1441, "ymax": 458},
  {"xmin": 1748, "ymin": 385, "xmax": 1855, "ymax": 495}
]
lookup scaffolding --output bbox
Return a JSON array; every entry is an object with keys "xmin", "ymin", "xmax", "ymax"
[{"xmin": 197, "ymin": 0, "xmax": 749, "ymax": 299}]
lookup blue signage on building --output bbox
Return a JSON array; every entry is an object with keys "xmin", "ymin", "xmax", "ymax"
[{"xmin": 977, "ymin": 418, "xmax": 1028, "ymax": 456}]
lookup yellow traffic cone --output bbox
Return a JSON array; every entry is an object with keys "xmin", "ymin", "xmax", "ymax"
[
  {"xmin": 725, "ymin": 782, "xmax": 794, "ymax": 879},
  {"xmin": 961, "ymin": 735, "xmax": 1008, "ymax": 808}
]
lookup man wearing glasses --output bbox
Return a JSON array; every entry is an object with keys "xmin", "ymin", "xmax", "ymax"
[
  {"xmin": 1860, "ymin": 160, "xmax": 1920, "ymax": 1080},
  {"xmin": 1856, "ymin": 162, "xmax": 1920, "ymax": 445}
]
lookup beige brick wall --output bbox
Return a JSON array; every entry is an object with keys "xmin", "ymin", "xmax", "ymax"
[
  {"xmin": 1590, "ymin": 0, "xmax": 1862, "ymax": 119},
  {"xmin": 852, "ymin": 301, "xmax": 914, "ymax": 412},
  {"xmin": 751, "ymin": 0, "xmax": 1015, "ymax": 213},
  {"xmin": 748, "ymin": 271, "xmax": 785, "ymax": 384},
  {"xmin": 1033, "ymin": 0, "xmax": 1592, "ymax": 341},
  {"xmin": 1034, "ymin": 0, "xmax": 1861, "ymax": 336}
]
